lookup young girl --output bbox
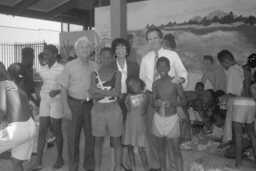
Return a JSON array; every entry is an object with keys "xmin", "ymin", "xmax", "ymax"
[
  {"xmin": 122, "ymin": 75, "xmax": 149, "ymax": 171},
  {"xmin": 0, "ymin": 63, "xmax": 37, "ymax": 171}
]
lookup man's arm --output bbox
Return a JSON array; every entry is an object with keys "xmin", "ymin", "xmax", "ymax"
[
  {"xmin": 60, "ymin": 86, "xmax": 72, "ymax": 120},
  {"xmin": 171, "ymin": 52, "xmax": 188, "ymax": 86}
]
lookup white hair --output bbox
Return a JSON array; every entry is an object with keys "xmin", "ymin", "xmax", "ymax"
[{"xmin": 74, "ymin": 36, "xmax": 92, "ymax": 49}]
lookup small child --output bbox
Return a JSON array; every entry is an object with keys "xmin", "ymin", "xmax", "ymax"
[
  {"xmin": 152, "ymin": 57, "xmax": 186, "ymax": 171},
  {"xmin": 122, "ymin": 75, "xmax": 149, "ymax": 171},
  {"xmin": 0, "ymin": 63, "xmax": 37, "ymax": 171}
]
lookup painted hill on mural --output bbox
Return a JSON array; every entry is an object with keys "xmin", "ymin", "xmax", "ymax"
[{"xmin": 146, "ymin": 10, "xmax": 256, "ymax": 33}]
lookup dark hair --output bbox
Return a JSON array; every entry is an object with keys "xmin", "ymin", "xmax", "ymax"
[
  {"xmin": 145, "ymin": 27, "xmax": 163, "ymax": 41},
  {"xmin": 195, "ymin": 82, "xmax": 204, "ymax": 88},
  {"xmin": 247, "ymin": 53, "xmax": 256, "ymax": 68},
  {"xmin": 38, "ymin": 52, "xmax": 44, "ymax": 59},
  {"xmin": 214, "ymin": 90, "xmax": 225, "ymax": 98},
  {"xmin": 163, "ymin": 33, "xmax": 176, "ymax": 49},
  {"xmin": 156, "ymin": 56, "xmax": 170, "ymax": 67},
  {"xmin": 44, "ymin": 44, "xmax": 58, "ymax": 54},
  {"xmin": 21, "ymin": 47, "xmax": 34, "ymax": 62},
  {"xmin": 203, "ymin": 55, "xmax": 213, "ymax": 63},
  {"xmin": 126, "ymin": 75, "xmax": 146, "ymax": 95},
  {"xmin": 111, "ymin": 38, "xmax": 130, "ymax": 58},
  {"xmin": 217, "ymin": 50, "xmax": 234, "ymax": 63},
  {"xmin": 7, "ymin": 63, "xmax": 24, "ymax": 85},
  {"xmin": 100, "ymin": 47, "xmax": 112, "ymax": 55},
  {"xmin": 127, "ymin": 34, "xmax": 133, "ymax": 40}
]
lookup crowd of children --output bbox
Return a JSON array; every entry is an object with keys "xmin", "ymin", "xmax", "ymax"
[{"xmin": 0, "ymin": 30, "xmax": 256, "ymax": 171}]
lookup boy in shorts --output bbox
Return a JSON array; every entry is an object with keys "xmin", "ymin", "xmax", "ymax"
[
  {"xmin": 152, "ymin": 57, "xmax": 186, "ymax": 171},
  {"xmin": 0, "ymin": 63, "xmax": 37, "ymax": 171}
]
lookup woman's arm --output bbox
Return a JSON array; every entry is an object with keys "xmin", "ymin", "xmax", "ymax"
[{"xmin": 0, "ymin": 82, "xmax": 6, "ymax": 121}]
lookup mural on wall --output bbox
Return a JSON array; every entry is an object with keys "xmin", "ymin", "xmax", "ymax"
[{"xmin": 95, "ymin": 0, "xmax": 256, "ymax": 71}]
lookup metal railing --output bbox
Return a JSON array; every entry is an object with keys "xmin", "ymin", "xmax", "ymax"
[{"xmin": 0, "ymin": 41, "xmax": 46, "ymax": 71}]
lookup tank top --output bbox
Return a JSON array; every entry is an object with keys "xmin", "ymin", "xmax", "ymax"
[{"xmin": 95, "ymin": 71, "xmax": 117, "ymax": 103}]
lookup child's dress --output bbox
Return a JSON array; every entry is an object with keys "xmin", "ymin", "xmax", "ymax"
[{"xmin": 122, "ymin": 94, "xmax": 147, "ymax": 147}]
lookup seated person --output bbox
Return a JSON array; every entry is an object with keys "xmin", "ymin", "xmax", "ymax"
[{"xmin": 207, "ymin": 112, "xmax": 225, "ymax": 140}]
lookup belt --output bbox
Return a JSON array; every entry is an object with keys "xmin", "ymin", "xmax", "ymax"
[{"xmin": 68, "ymin": 96, "xmax": 92, "ymax": 104}]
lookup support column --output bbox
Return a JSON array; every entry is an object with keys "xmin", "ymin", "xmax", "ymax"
[{"xmin": 110, "ymin": 0, "xmax": 127, "ymax": 40}]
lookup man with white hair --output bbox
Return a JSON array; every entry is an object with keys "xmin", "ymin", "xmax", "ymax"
[{"xmin": 58, "ymin": 36, "xmax": 98, "ymax": 171}]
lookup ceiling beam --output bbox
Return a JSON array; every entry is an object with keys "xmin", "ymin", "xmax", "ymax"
[
  {"xmin": 47, "ymin": 0, "xmax": 77, "ymax": 19},
  {"xmin": 12, "ymin": 0, "xmax": 40, "ymax": 15}
]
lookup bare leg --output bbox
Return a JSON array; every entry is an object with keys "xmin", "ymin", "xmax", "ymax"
[
  {"xmin": 138, "ymin": 147, "xmax": 148, "ymax": 171},
  {"xmin": 158, "ymin": 137, "xmax": 166, "ymax": 171},
  {"xmin": 233, "ymin": 121, "xmax": 243, "ymax": 168},
  {"xmin": 51, "ymin": 118, "xmax": 64, "ymax": 168},
  {"xmin": 167, "ymin": 137, "xmax": 183, "ymax": 171},
  {"xmin": 111, "ymin": 137, "xmax": 122, "ymax": 171},
  {"xmin": 245, "ymin": 122, "xmax": 256, "ymax": 166},
  {"xmin": 127, "ymin": 146, "xmax": 136, "ymax": 171},
  {"xmin": 122, "ymin": 147, "xmax": 131, "ymax": 169},
  {"xmin": 95, "ymin": 137, "xmax": 104, "ymax": 171},
  {"xmin": 11, "ymin": 158, "xmax": 24, "ymax": 171},
  {"xmin": 35, "ymin": 117, "xmax": 50, "ymax": 167}
]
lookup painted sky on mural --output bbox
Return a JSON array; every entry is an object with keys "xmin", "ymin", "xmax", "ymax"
[{"xmin": 95, "ymin": 0, "xmax": 256, "ymax": 32}]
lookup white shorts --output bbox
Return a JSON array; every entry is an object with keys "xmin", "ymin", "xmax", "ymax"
[
  {"xmin": 0, "ymin": 118, "xmax": 37, "ymax": 160},
  {"xmin": 152, "ymin": 113, "xmax": 180, "ymax": 139},
  {"xmin": 39, "ymin": 98, "xmax": 63, "ymax": 119}
]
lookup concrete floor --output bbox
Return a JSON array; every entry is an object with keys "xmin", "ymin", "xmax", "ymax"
[{"xmin": 1, "ymin": 119, "xmax": 255, "ymax": 171}]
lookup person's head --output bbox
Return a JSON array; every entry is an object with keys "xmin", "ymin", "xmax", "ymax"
[
  {"xmin": 21, "ymin": 47, "xmax": 34, "ymax": 67},
  {"xmin": 247, "ymin": 53, "xmax": 256, "ymax": 68},
  {"xmin": 156, "ymin": 57, "xmax": 170, "ymax": 78},
  {"xmin": 57, "ymin": 54, "xmax": 62, "ymax": 63},
  {"xmin": 217, "ymin": 50, "xmax": 235, "ymax": 70},
  {"xmin": 38, "ymin": 52, "xmax": 45, "ymax": 66},
  {"xmin": 7, "ymin": 63, "xmax": 24, "ymax": 85},
  {"xmin": 203, "ymin": 55, "xmax": 214, "ymax": 69},
  {"xmin": 201, "ymin": 89, "xmax": 215, "ymax": 111},
  {"xmin": 195, "ymin": 82, "xmax": 204, "ymax": 93},
  {"xmin": 212, "ymin": 113, "xmax": 225, "ymax": 127},
  {"xmin": 43, "ymin": 44, "xmax": 58, "ymax": 65},
  {"xmin": 101, "ymin": 38, "xmax": 111, "ymax": 48},
  {"xmin": 74, "ymin": 36, "xmax": 93, "ymax": 63},
  {"xmin": 127, "ymin": 34, "xmax": 134, "ymax": 47},
  {"xmin": 111, "ymin": 38, "xmax": 130, "ymax": 59},
  {"xmin": 99, "ymin": 47, "xmax": 114, "ymax": 67},
  {"xmin": 163, "ymin": 33, "xmax": 176, "ymax": 50},
  {"xmin": 126, "ymin": 75, "xmax": 146, "ymax": 95},
  {"xmin": 145, "ymin": 27, "xmax": 163, "ymax": 52}
]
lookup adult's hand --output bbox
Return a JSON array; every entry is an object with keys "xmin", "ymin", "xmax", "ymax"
[{"xmin": 171, "ymin": 77, "xmax": 185, "ymax": 84}]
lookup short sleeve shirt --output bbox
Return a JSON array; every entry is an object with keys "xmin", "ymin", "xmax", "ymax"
[
  {"xmin": 57, "ymin": 58, "xmax": 98, "ymax": 100},
  {"xmin": 39, "ymin": 62, "xmax": 64, "ymax": 100}
]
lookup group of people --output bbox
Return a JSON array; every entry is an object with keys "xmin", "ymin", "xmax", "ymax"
[{"xmin": 0, "ymin": 26, "xmax": 256, "ymax": 171}]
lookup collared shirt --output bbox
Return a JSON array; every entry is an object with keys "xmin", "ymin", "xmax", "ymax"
[
  {"xmin": 226, "ymin": 64, "xmax": 244, "ymax": 96},
  {"xmin": 116, "ymin": 60, "xmax": 127, "ymax": 93},
  {"xmin": 39, "ymin": 62, "xmax": 64, "ymax": 100},
  {"xmin": 139, "ymin": 47, "xmax": 188, "ymax": 91},
  {"xmin": 57, "ymin": 58, "xmax": 98, "ymax": 100}
]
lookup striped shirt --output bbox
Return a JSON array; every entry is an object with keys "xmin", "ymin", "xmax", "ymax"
[{"xmin": 39, "ymin": 62, "xmax": 64, "ymax": 100}]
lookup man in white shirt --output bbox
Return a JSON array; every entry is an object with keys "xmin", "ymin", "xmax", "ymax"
[
  {"xmin": 217, "ymin": 50, "xmax": 256, "ymax": 169},
  {"xmin": 140, "ymin": 27, "xmax": 188, "ymax": 171}
]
